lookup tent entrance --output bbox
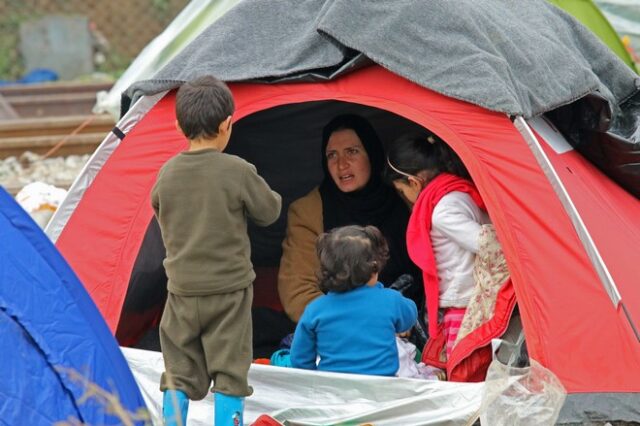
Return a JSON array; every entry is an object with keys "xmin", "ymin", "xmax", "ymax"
[{"xmin": 116, "ymin": 100, "xmax": 435, "ymax": 351}]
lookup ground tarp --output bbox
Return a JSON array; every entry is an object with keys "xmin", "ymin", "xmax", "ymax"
[{"xmin": 123, "ymin": 347, "xmax": 484, "ymax": 426}]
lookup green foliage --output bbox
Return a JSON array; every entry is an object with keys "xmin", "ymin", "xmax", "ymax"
[
  {"xmin": 151, "ymin": 0, "xmax": 171, "ymax": 15},
  {"xmin": 0, "ymin": 10, "xmax": 129, "ymax": 81},
  {"xmin": 0, "ymin": 12, "xmax": 27, "ymax": 80},
  {"xmin": 95, "ymin": 50, "xmax": 130, "ymax": 79},
  {"xmin": 0, "ymin": 0, "xmax": 186, "ymax": 81}
]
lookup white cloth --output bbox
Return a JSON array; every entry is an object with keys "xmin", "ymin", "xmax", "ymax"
[
  {"xmin": 396, "ymin": 337, "xmax": 421, "ymax": 378},
  {"xmin": 395, "ymin": 338, "xmax": 444, "ymax": 380},
  {"xmin": 15, "ymin": 182, "xmax": 68, "ymax": 229},
  {"xmin": 430, "ymin": 191, "xmax": 489, "ymax": 308}
]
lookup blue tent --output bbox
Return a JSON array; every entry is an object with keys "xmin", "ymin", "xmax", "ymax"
[{"xmin": 0, "ymin": 188, "xmax": 147, "ymax": 425}]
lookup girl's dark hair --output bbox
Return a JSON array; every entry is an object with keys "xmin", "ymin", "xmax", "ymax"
[
  {"xmin": 383, "ymin": 132, "xmax": 469, "ymax": 184},
  {"xmin": 316, "ymin": 225, "xmax": 389, "ymax": 293}
]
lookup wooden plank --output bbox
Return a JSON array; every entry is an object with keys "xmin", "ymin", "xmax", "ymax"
[
  {"xmin": 4, "ymin": 92, "xmax": 99, "ymax": 117},
  {"xmin": 0, "ymin": 81, "xmax": 112, "ymax": 97},
  {"xmin": 0, "ymin": 132, "xmax": 105, "ymax": 159},
  {"xmin": 0, "ymin": 114, "xmax": 114, "ymax": 138},
  {"xmin": 0, "ymin": 93, "xmax": 19, "ymax": 120}
]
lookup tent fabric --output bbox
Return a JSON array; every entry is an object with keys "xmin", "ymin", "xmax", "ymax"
[
  {"xmin": 0, "ymin": 188, "xmax": 147, "ymax": 425},
  {"xmin": 47, "ymin": 92, "xmax": 166, "ymax": 245},
  {"xmin": 53, "ymin": 66, "xmax": 640, "ymax": 403},
  {"xmin": 125, "ymin": 0, "xmax": 639, "ymax": 119},
  {"xmin": 53, "ymin": 93, "xmax": 184, "ymax": 332}
]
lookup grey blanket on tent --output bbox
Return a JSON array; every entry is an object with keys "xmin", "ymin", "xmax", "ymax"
[{"xmin": 126, "ymin": 0, "xmax": 639, "ymax": 119}]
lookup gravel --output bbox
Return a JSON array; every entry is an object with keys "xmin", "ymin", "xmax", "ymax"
[{"xmin": 0, "ymin": 151, "xmax": 90, "ymax": 193}]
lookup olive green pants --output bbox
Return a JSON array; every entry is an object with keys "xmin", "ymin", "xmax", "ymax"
[{"xmin": 159, "ymin": 286, "xmax": 253, "ymax": 400}]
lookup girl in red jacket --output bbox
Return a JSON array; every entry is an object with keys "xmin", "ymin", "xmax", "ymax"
[{"xmin": 384, "ymin": 133, "xmax": 489, "ymax": 359}]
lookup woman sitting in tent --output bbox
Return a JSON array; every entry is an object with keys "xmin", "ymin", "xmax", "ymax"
[
  {"xmin": 385, "ymin": 132, "xmax": 515, "ymax": 382},
  {"xmin": 277, "ymin": 114, "xmax": 422, "ymax": 323}
]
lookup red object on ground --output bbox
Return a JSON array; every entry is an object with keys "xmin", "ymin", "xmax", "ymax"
[{"xmin": 251, "ymin": 414, "xmax": 283, "ymax": 426}]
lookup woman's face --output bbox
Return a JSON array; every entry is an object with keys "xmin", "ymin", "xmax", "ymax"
[{"xmin": 325, "ymin": 129, "xmax": 372, "ymax": 193}]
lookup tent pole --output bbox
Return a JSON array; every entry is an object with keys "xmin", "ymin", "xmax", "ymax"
[
  {"xmin": 515, "ymin": 115, "xmax": 639, "ymax": 340},
  {"xmin": 512, "ymin": 116, "xmax": 622, "ymax": 308},
  {"xmin": 45, "ymin": 91, "xmax": 167, "ymax": 243}
]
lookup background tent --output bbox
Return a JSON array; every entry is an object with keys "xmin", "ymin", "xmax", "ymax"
[
  {"xmin": 94, "ymin": 0, "xmax": 242, "ymax": 119},
  {"xmin": 46, "ymin": 0, "xmax": 640, "ymax": 424},
  {"xmin": 551, "ymin": 0, "xmax": 637, "ymax": 70},
  {"xmin": 596, "ymin": 0, "xmax": 640, "ymax": 66},
  {"xmin": 0, "ymin": 188, "xmax": 147, "ymax": 425}
]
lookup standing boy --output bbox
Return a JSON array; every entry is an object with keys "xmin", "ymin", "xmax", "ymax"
[{"xmin": 151, "ymin": 75, "xmax": 282, "ymax": 425}]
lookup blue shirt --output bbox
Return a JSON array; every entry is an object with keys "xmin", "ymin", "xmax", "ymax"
[{"xmin": 290, "ymin": 282, "xmax": 417, "ymax": 376}]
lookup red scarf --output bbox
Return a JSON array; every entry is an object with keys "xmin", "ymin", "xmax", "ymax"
[{"xmin": 406, "ymin": 173, "xmax": 485, "ymax": 338}]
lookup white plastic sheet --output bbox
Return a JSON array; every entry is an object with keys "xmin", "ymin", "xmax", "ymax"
[{"xmin": 123, "ymin": 347, "xmax": 484, "ymax": 426}]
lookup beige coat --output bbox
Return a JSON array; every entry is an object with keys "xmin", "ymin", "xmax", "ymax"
[{"xmin": 278, "ymin": 188, "xmax": 324, "ymax": 322}]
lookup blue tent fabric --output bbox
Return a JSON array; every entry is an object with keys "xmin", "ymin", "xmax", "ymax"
[{"xmin": 0, "ymin": 188, "xmax": 146, "ymax": 425}]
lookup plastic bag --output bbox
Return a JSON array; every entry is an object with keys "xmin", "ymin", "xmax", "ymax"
[{"xmin": 479, "ymin": 357, "xmax": 566, "ymax": 425}]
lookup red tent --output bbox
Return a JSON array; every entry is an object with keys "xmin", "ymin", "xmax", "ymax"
[{"xmin": 47, "ymin": 66, "xmax": 640, "ymax": 421}]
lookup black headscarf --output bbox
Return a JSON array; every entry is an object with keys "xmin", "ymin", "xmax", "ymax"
[{"xmin": 318, "ymin": 115, "xmax": 423, "ymax": 304}]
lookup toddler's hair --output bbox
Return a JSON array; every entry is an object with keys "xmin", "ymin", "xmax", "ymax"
[
  {"xmin": 175, "ymin": 75, "xmax": 235, "ymax": 140},
  {"xmin": 316, "ymin": 225, "xmax": 389, "ymax": 293},
  {"xmin": 384, "ymin": 132, "xmax": 469, "ymax": 184}
]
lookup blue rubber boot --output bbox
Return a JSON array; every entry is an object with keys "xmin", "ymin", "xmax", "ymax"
[
  {"xmin": 163, "ymin": 389, "xmax": 189, "ymax": 426},
  {"xmin": 214, "ymin": 392, "xmax": 244, "ymax": 426}
]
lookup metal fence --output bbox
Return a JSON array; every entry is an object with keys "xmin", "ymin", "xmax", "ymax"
[{"xmin": 0, "ymin": 0, "xmax": 189, "ymax": 80}]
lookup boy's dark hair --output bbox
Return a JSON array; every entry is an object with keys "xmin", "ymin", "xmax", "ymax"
[
  {"xmin": 316, "ymin": 225, "xmax": 389, "ymax": 293},
  {"xmin": 383, "ymin": 132, "xmax": 469, "ymax": 184},
  {"xmin": 175, "ymin": 75, "xmax": 235, "ymax": 140}
]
